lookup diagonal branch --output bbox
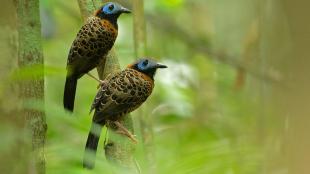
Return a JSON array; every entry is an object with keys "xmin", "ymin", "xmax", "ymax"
[{"xmin": 147, "ymin": 14, "xmax": 283, "ymax": 84}]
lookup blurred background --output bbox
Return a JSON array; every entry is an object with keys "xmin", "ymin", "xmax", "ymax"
[{"xmin": 1, "ymin": 0, "xmax": 310, "ymax": 173}]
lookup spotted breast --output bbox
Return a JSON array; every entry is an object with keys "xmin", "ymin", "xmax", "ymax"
[{"xmin": 91, "ymin": 68, "xmax": 154, "ymax": 123}]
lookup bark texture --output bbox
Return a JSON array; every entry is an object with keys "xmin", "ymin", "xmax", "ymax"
[{"xmin": 15, "ymin": 0, "xmax": 47, "ymax": 174}]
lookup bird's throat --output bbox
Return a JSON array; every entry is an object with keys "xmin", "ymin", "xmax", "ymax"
[{"xmin": 100, "ymin": 19, "xmax": 118, "ymax": 37}]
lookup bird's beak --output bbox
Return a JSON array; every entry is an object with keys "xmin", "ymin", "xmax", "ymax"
[
  {"xmin": 120, "ymin": 7, "xmax": 131, "ymax": 14},
  {"xmin": 155, "ymin": 63, "xmax": 168, "ymax": 69}
]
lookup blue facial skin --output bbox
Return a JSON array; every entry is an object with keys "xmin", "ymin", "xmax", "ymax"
[
  {"xmin": 101, "ymin": 2, "xmax": 131, "ymax": 15},
  {"xmin": 102, "ymin": 2, "xmax": 121, "ymax": 15},
  {"xmin": 137, "ymin": 59, "xmax": 151, "ymax": 71},
  {"xmin": 136, "ymin": 59, "xmax": 167, "ymax": 71},
  {"xmin": 135, "ymin": 59, "xmax": 167, "ymax": 79},
  {"xmin": 95, "ymin": 2, "xmax": 130, "ymax": 28}
]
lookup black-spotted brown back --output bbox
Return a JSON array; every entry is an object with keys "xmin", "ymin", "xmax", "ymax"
[
  {"xmin": 67, "ymin": 17, "xmax": 117, "ymax": 77},
  {"xmin": 90, "ymin": 68, "xmax": 154, "ymax": 123}
]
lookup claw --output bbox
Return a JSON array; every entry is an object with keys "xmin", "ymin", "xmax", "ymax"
[
  {"xmin": 115, "ymin": 130, "xmax": 138, "ymax": 144},
  {"xmin": 113, "ymin": 121, "xmax": 138, "ymax": 144},
  {"xmin": 97, "ymin": 80, "xmax": 106, "ymax": 89}
]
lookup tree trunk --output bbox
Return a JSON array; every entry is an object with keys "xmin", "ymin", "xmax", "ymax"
[
  {"xmin": 15, "ymin": 0, "xmax": 46, "ymax": 174},
  {"xmin": 77, "ymin": 0, "xmax": 138, "ymax": 172}
]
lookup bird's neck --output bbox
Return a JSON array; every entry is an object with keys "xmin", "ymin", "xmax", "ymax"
[
  {"xmin": 103, "ymin": 17, "xmax": 118, "ymax": 29},
  {"xmin": 140, "ymin": 71, "xmax": 155, "ymax": 82},
  {"xmin": 142, "ymin": 70, "xmax": 156, "ymax": 80},
  {"xmin": 129, "ymin": 67, "xmax": 156, "ymax": 81},
  {"xmin": 100, "ymin": 19, "xmax": 118, "ymax": 36},
  {"xmin": 94, "ymin": 9, "xmax": 120, "ymax": 29}
]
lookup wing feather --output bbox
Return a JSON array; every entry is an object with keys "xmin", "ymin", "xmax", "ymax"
[{"xmin": 92, "ymin": 69, "xmax": 153, "ymax": 123}]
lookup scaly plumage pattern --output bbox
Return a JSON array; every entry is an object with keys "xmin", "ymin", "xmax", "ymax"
[
  {"xmin": 83, "ymin": 58, "xmax": 167, "ymax": 169},
  {"xmin": 63, "ymin": 2, "xmax": 130, "ymax": 112},
  {"xmin": 66, "ymin": 17, "xmax": 117, "ymax": 72}
]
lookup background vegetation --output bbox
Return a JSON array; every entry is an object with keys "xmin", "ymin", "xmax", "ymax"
[{"xmin": 1, "ymin": 0, "xmax": 310, "ymax": 174}]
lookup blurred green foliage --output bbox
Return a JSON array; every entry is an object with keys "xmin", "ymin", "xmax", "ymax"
[
  {"xmin": 3, "ymin": 0, "xmax": 310, "ymax": 172},
  {"xmin": 40, "ymin": 0, "xmax": 265, "ymax": 173},
  {"xmin": 3, "ymin": 0, "xmax": 294, "ymax": 173}
]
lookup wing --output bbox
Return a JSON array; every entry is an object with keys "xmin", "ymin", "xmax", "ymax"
[
  {"xmin": 67, "ymin": 17, "xmax": 97, "ymax": 65},
  {"xmin": 89, "ymin": 73, "xmax": 114, "ymax": 113},
  {"xmin": 92, "ymin": 69, "xmax": 154, "ymax": 123},
  {"xmin": 66, "ymin": 17, "xmax": 111, "ymax": 76}
]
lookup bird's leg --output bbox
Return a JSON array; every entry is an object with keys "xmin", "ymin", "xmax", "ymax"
[
  {"xmin": 86, "ymin": 73, "xmax": 105, "ymax": 88},
  {"xmin": 114, "ymin": 121, "xmax": 138, "ymax": 143}
]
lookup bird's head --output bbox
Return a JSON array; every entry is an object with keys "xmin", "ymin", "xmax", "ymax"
[
  {"xmin": 95, "ymin": 2, "xmax": 131, "ymax": 22},
  {"xmin": 128, "ymin": 58, "xmax": 168, "ymax": 79}
]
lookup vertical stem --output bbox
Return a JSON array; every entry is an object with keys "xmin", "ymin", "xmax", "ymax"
[
  {"xmin": 1, "ymin": 1, "xmax": 33, "ymax": 173},
  {"xmin": 77, "ymin": 0, "xmax": 98, "ymax": 21},
  {"xmin": 15, "ymin": 0, "xmax": 46, "ymax": 174},
  {"xmin": 234, "ymin": 20, "xmax": 259, "ymax": 90},
  {"xmin": 133, "ymin": 0, "xmax": 147, "ymax": 57},
  {"xmin": 132, "ymin": 0, "xmax": 156, "ymax": 173},
  {"xmin": 97, "ymin": 49, "xmax": 120, "ymax": 79},
  {"xmin": 77, "ymin": 0, "xmax": 137, "ymax": 172}
]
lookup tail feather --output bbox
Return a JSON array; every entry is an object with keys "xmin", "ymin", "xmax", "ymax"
[
  {"xmin": 83, "ymin": 122, "xmax": 103, "ymax": 169},
  {"xmin": 63, "ymin": 76, "xmax": 77, "ymax": 112}
]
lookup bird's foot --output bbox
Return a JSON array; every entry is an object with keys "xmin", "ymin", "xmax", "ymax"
[
  {"xmin": 114, "ymin": 121, "xmax": 138, "ymax": 144},
  {"xmin": 115, "ymin": 130, "xmax": 138, "ymax": 144},
  {"xmin": 97, "ymin": 80, "xmax": 106, "ymax": 89}
]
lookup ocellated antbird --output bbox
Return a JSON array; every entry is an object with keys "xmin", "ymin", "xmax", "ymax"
[
  {"xmin": 63, "ymin": 2, "xmax": 130, "ymax": 112},
  {"xmin": 83, "ymin": 58, "xmax": 167, "ymax": 169}
]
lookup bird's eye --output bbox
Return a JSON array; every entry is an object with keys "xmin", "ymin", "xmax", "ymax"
[
  {"xmin": 142, "ymin": 60, "xmax": 148, "ymax": 66},
  {"xmin": 108, "ymin": 4, "xmax": 114, "ymax": 11}
]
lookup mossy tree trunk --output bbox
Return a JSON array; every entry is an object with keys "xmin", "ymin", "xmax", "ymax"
[
  {"xmin": 15, "ymin": 0, "xmax": 47, "ymax": 174},
  {"xmin": 77, "ymin": 0, "xmax": 138, "ymax": 172},
  {"xmin": 0, "ymin": 1, "xmax": 30, "ymax": 173}
]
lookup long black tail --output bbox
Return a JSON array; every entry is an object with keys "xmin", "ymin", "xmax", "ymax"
[
  {"xmin": 63, "ymin": 75, "xmax": 77, "ymax": 112},
  {"xmin": 83, "ymin": 122, "xmax": 103, "ymax": 169}
]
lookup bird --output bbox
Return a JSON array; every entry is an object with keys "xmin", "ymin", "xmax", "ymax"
[
  {"xmin": 63, "ymin": 2, "xmax": 131, "ymax": 112},
  {"xmin": 83, "ymin": 58, "xmax": 167, "ymax": 169}
]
